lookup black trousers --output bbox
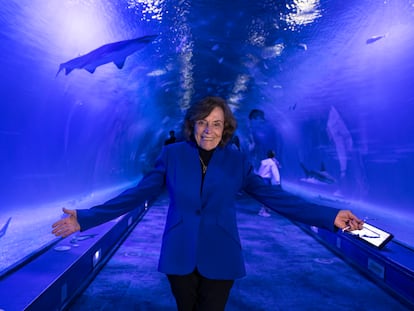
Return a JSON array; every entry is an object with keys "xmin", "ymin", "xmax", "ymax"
[{"xmin": 167, "ymin": 269, "xmax": 234, "ymax": 311}]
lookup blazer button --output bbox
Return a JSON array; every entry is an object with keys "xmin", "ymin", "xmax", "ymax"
[{"xmin": 195, "ymin": 209, "xmax": 201, "ymax": 216}]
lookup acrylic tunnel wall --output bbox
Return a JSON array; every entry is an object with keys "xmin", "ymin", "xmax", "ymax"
[{"xmin": 0, "ymin": 0, "xmax": 413, "ymax": 296}]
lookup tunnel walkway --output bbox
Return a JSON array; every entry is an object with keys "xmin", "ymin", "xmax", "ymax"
[{"xmin": 67, "ymin": 193, "xmax": 409, "ymax": 311}]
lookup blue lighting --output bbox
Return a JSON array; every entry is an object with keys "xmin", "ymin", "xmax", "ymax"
[
  {"xmin": 0, "ymin": 0, "xmax": 413, "ymax": 291},
  {"xmin": 93, "ymin": 248, "xmax": 102, "ymax": 267}
]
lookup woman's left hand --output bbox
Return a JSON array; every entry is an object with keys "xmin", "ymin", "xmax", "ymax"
[{"xmin": 334, "ymin": 210, "xmax": 364, "ymax": 231}]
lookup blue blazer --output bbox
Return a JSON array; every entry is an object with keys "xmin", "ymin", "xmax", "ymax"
[{"xmin": 77, "ymin": 141, "xmax": 339, "ymax": 280}]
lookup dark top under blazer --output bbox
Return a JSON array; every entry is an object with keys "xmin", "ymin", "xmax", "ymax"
[{"xmin": 77, "ymin": 141, "xmax": 339, "ymax": 280}]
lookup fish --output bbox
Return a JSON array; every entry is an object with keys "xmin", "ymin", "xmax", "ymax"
[
  {"xmin": 0, "ymin": 217, "xmax": 12, "ymax": 238},
  {"xmin": 366, "ymin": 34, "xmax": 387, "ymax": 44},
  {"xmin": 297, "ymin": 43, "xmax": 307, "ymax": 51},
  {"xmin": 56, "ymin": 34, "xmax": 158, "ymax": 76},
  {"xmin": 146, "ymin": 68, "xmax": 167, "ymax": 77},
  {"xmin": 300, "ymin": 162, "xmax": 336, "ymax": 185}
]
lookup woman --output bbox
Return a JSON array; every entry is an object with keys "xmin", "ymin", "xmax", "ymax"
[
  {"xmin": 257, "ymin": 149, "xmax": 282, "ymax": 217},
  {"xmin": 52, "ymin": 96, "xmax": 363, "ymax": 311}
]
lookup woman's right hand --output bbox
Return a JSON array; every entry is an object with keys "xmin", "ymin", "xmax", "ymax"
[{"xmin": 52, "ymin": 208, "xmax": 81, "ymax": 237}]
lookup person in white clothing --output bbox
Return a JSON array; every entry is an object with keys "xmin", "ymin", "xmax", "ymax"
[{"xmin": 257, "ymin": 150, "xmax": 281, "ymax": 217}]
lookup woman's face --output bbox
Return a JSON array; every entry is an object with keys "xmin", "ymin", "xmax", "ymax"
[{"xmin": 194, "ymin": 106, "xmax": 224, "ymax": 151}]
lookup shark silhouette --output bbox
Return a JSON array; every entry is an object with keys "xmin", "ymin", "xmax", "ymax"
[
  {"xmin": 0, "ymin": 217, "xmax": 12, "ymax": 238},
  {"xmin": 56, "ymin": 34, "xmax": 158, "ymax": 76},
  {"xmin": 300, "ymin": 162, "xmax": 336, "ymax": 185}
]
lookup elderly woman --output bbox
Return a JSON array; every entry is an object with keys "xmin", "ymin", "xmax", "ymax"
[{"xmin": 52, "ymin": 96, "xmax": 363, "ymax": 311}]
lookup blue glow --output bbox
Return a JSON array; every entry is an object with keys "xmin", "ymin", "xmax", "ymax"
[
  {"xmin": 128, "ymin": 0, "xmax": 165, "ymax": 22},
  {"xmin": 93, "ymin": 248, "xmax": 102, "ymax": 267},
  {"xmin": 283, "ymin": 0, "xmax": 322, "ymax": 31},
  {"xmin": 0, "ymin": 0, "xmax": 413, "ymax": 275}
]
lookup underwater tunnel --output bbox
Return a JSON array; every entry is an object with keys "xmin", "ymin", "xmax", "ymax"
[{"xmin": 0, "ymin": 0, "xmax": 413, "ymax": 310}]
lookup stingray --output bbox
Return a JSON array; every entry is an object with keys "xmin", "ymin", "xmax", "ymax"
[
  {"xmin": 0, "ymin": 217, "xmax": 12, "ymax": 238},
  {"xmin": 56, "ymin": 34, "xmax": 158, "ymax": 76},
  {"xmin": 327, "ymin": 106, "xmax": 353, "ymax": 178}
]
